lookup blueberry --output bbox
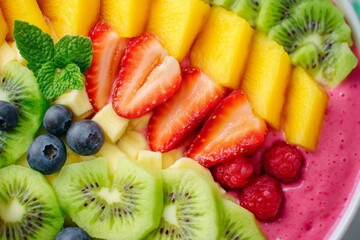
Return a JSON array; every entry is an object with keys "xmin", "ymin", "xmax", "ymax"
[
  {"xmin": 43, "ymin": 104, "xmax": 73, "ymax": 136},
  {"xmin": 56, "ymin": 227, "xmax": 90, "ymax": 240},
  {"xmin": 0, "ymin": 100, "xmax": 18, "ymax": 130},
  {"xmin": 66, "ymin": 120, "xmax": 104, "ymax": 156},
  {"xmin": 27, "ymin": 134, "xmax": 67, "ymax": 174}
]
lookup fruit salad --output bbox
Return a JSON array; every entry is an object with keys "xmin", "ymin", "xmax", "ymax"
[{"xmin": 0, "ymin": 0, "xmax": 359, "ymax": 239}]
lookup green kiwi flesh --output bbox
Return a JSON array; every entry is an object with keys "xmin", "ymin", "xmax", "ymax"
[
  {"xmin": 144, "ymin": 168, "xmax": 221, "ymax": 240},
  {"xmin": 53, "ymin": 157, "xmax": 163, "ymax": 240},
  {"xmin": 0, "ymin": 165, "xmax": 64, "ymax": 239},
  {"xmin": 0, "ymin": 61, "xmax": 48, "ymax": 168},
  {"xmin": 269, "ymin": 1, "xmax": 356, "ymax": 88},
  {"xmin": 220, "ymin": 199, "xmax": 265, "ymax": 240},
  {"xmin": 230, "ymin": 0, "xmax": 262, "ymax": 26}
]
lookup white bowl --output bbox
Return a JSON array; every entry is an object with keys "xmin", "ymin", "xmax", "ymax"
[{"xmin": 329, "ymin": 1, "xmax": 360, "ymax": 239}]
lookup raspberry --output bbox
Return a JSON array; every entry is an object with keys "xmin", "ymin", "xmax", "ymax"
[
  {"xmin": 211, "ymin": 156, "xmax": 253, "ymax": 189},
  {"xmin": 238, "ymin": 175, "xmax": 283, "ymax": 221},
  {"xmin": 262, "ymin": 141, "xmax": 304, "ymax": 183}
]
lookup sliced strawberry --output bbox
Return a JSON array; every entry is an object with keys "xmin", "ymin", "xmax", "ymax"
[
  {"xmin": 85, "ymin": 21, "xmax": 128, "ymax": 112},
  {"xmin": 186, "ymin": 90, "xmax": 267, "ymax": 168},
  {"xmin": 148, "ymin": 67, "xmax": 224, "ymax": 152},
  {"xmin": 112, "ymin": 32, "xmax": 182, "ymax": 118}
]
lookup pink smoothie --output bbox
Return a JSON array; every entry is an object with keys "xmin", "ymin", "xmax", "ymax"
[{"xmin": 256, "ymin": 52, "xmax": 360, "ymax": 239}]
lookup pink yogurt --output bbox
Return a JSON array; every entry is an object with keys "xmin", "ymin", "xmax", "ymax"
[{"xmin": 257, "ymin": 53, "xmax": 360, "ymax": 239}]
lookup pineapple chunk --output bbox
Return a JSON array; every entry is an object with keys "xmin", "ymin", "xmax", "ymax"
[
  {"xmin": 190, "ymin": 6, "xmax": 254, "ymax": 89},
  {"xmin": 128, "ymin": 112, "xmax": 152, "ymax": 133},
  {"xmin": 0, "ymin": 8, "xmax": 7, "ymax": 44},
  {"xmin": 170, "ymin": 157, "xmax": 213, "ymax": 180},
  {"xmin": 8, "ymin": 41, "xmax": 27, "ymax": 65},
  {"xmin": 0, "ymin": 41, "xmax": 17, "ymax": 73},
  {"xmin": 54, "ymin": 88, "xmax": 94, "ymax": 120},
  {"xmin": 283, "ymin": 67, "xmax": 329, "ymax": 151},
  {"xmin": 92, "ymin": 103, "xmax": 129, "ymax": 143},
  {"xmin": 38, "ymin": 0, "xmax": 100, "ymax": 40},
  {"xmin": 241, "ymin": 33, "xmax": 292, "ymax": 129},
  {"xmin": 162, "ymin": 148, "xmax": 183, "ymax": 169},
  {"xmin": 117, "ymin": 130, "xmax": 149, "ymax": 160},
  {"xmin": 137, "ymin": 150, "xmax": 162, "ymax": 170},
  {"xmin": 147, "ymin": 0, "xmax": 210, "ymax": 61},
  {"xmin": 95, "ymin": 142, "xmax": 127, "ymax": 170},
  {"xmin": 0, "ymin": 0, "xmax": 51, "ymax": 40},
  {"xmin": 101, "ymin": 0, "xmax": 151, "ymax": 38}
]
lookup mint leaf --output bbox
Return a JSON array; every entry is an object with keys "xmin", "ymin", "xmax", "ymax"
[
  {"xmin": 37, "ymin": 62, "xmax": 84, "ymax": 100},
  {"xmin": 13, "ymin": 20, "xmax": 55, "ymax": 75},
  {"xmin": 54, "ymin": 35, "xmax": 93, "ymax": 73}
]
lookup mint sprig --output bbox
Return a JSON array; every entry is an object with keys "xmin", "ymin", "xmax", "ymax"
[{"xmin": 13, "ymin": 20, "xmax": 93, "ymax": 100}]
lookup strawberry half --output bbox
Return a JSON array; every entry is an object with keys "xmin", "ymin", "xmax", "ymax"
[
  {"xmin": 112, "ymin": 32, "xmax": 182, "ymax": 118},
  {"xmin": 85, "ymin": 21, "xmax": 128, "ymax": 112},
  {"xmin": 187, "ymin": 90, "xmax": 267, "ymax": 168},
  {"xmin": 148, "ymin": 67, "xmax": 224, "ymax": 152}
]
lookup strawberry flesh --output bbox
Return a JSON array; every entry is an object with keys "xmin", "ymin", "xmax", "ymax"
[
  {"xmin": 112, "ymin": 32, "xmax": 181, "ymax": 118},
  {"xmin": 148, "ymin": 67, "xmax": 224, "ymax": 152},
  {"xmin": 187, "ymin": 90, "xmax": 267, "ymax": 168},
  {"xmin": 85, "ymin": 21, "xmax": 127, "ymax": 112}
]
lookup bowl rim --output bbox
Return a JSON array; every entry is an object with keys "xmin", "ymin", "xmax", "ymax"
[{"xmin": 329, "ymin": 1, "xmax": 360, "ymax": 240}]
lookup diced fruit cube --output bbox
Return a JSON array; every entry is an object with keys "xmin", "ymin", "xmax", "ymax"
[
  {"xmin": 282, "ymin": 67, "xmax": 329, "ymax": 151},
  {"xmin": 161, "ymin": 148, "xmax": 183, "ymax": 169},
  {"xmin": 137, "ymin": 150, "xmax": 162, "ymax": 169},
  {"xmin": 241, "ymin": 33, "xmax": 292, "ymax": 129},
  {"xmin": 0, "ymin": 41, "xmax": 17, "ymax": 72},
  {"xmin": 95, "ymin": 142, "xmax": 128, "ymax": 172},
  {"xmin": 0, "ymin": 8, "xmax": 7, "ymax": 44},
  {"xmin": 38, "ymin": 0, "xmax": 100, "ymax": 40},
  {"xmin": 0, "ymin": 0, "xmax": 51, "ymax": 40},
  {"xmin": 187, "ymin": 90, "xmax": 267, "ymax": 168},
  {"xmin": 128, "ymin": 112, "xmax": 152, "ymax": 133},
  {"xmin": 54, "ymin": 88, "xmax": 94, "ymax": 120},
  {"xmin": 92, "ymin": 103, "xmax": 129, "ymax": 143},
  {"xmin": 117, "ymin": 130, "xmax": 149, "ymax": 160},
  {"xmin": 101, "ymin": 0, "xmax": 151, "ymax": 38},
  {"xmin": 190, "ymin": 6, "xmax": 254, "ymax": 89},
  {"xmin": 170, "ymin": 157, "xmax": 213, "ymax": 181},
  {"xmin": 8, "ymin": 41, "xmax": 26, "ymax": 65},
  {"xmin": 147, "ymin": 0, "xmax": 210, "ymax": 61}
]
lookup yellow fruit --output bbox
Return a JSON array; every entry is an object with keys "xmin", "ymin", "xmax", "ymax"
[
  {"xmin": 241, "ymin": 33, "xmax": 292, "ymax": 129},
  {"xmin": 0, "ymin": 8, "xmax": 8, "ymax": 44},
  {"xmin": 283, "ymin": 67, "xmax": 329, "ymax": 151},
  {"xmin": 117, "ymin": 130, "xmax": 149, "ymax": 160},
  {"xmin": 147, "ymin": 0, "xmax": 210, "ymax": 61},
  {"xmin": 137, "ymin": 150, "xmax": 162, "ymax": 170},
  {"xmin": 0, "ymin": 0, "xmax": 51, "ymax": 40},
  {"xmin": 161, "ymin": 148, "xmax": 183, "ymax": 169},
  {"xmin": 0, "ymin": 41, "xmax": 17, "ymax": 73},
  {"xmin": 38, "ymin": 0, "xmax": 100, "ymax": 40},
  {"xmin": 101, "ymin": 0, "xmax": 151, "ymax": 38},
  {"xmin": 92, "ymin": 103, "xmax": 129, "ymax": 143},
  {"xmin": 190, "ymin": 6, "xmax": 254, "ymax": 89}
]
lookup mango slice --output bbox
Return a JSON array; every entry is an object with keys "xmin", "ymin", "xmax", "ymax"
[
  {"xmin": 0, "ymin": 8, "xmax": 7, "ymax": 44},
  {"xmin": 147, "ymin": 0, "xmax": 210, "ymax": 61},
  {"xmin": 241, "ymin": 33, "xmax": 292, "ymax": 129},
  {"xmin": 190, "ymin": 6, "xmax": 254, "ymax": 89},
  {"xmin": 282, "ymin": 67, "xmax": 329, "ymax": 151}
]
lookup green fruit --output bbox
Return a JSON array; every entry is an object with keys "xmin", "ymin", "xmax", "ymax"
[
  {"xmin": 269, "ymin": 1, "xmax": 356, "ymax": 88},
  {"xmin": 0, "ymin": 165, "xmax": 64, "ymax": 239},
  {"xmin": 220, "ymin": 199, "xmax": 266, "ymax": 240},
  {"xmin": 230, "ymin": 0, "xmax": 262, "ymax": 26},
  {"xmin": 144, "ymin": 168, "xmax": 222, "ymax": 240},
  {"xmin": 212, "ymin": 0, "xmax": 234, "ymax": 9},
  {"xmin": 0, "ymin": 61, "xmax": 48, "ymax": 168},
  {"xmin": 53, "ymin": 157, "xmax": 163, "ymax": 240}
]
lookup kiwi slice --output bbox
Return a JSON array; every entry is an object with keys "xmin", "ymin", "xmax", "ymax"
[
  {"xmin": 220, "ymin": 199, "xmax": 265, "ymax": 240},
  {"xmin": 0, "ymin": 165, "xmax": 64, "ymax": 239},
  {"xmin": 0, "ymin": 61, "xmax": 48, "ymax": 168},
  {"xmin": 230, "ymin": 0, "xmax": 262, "ymax": 26},
  {"xmin": 269, "ymin": 1, "xmax": 356, "ymax": 88},
  {"xmin": 144, "ymin": 168, "xmax": 222, "ymax": 240},
  {"xmin": 53, "ymin": 157, "xmax": 163, "ymax": 239}
]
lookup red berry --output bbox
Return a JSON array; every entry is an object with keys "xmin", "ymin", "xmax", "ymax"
[
  {"xmin": 263, "ymin": 141, "xmax": 304, "ymax": 183},
  {"xmin": 211, "ymin": 156, "xmax": 253, "ymax": 189},
  {"xmin": 238, "ymin": 175, "xmax": 283, "ymax": 221}
]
